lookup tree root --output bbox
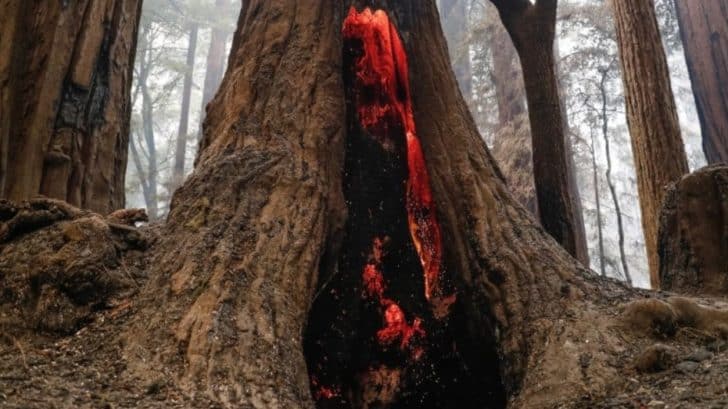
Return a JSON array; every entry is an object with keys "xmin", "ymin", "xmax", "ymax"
[
  {"xmin": 0, "ymin": 199, "xmax": 151, "ymax": 335},
  {"xmin": 621, "ymin": 297, "xmax": 728, "ymax": 339}
]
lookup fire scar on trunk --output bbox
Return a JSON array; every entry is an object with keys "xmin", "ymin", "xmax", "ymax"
[{"xmin": 304, "ymin": 7, "xmax": 504, "ymax": 409}]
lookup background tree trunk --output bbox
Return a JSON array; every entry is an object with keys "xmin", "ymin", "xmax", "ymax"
[
  {"xmin": 198, "ymin": 0, "xmax": 231, "ymax": 135},
  {"xmin": 598, "ymin": 70, "xmax": 632, "ymax": 285},
  {"xmin": 490, "ymin": 0, "xmax": 587, "ymax": 265},
  {"xmin": 589, "ymin": 131, "xmax": 607, "ymax": 277},
  {"xmin": 555, "ymin": 36, "xmax": 590, "ymax": 268},
  {"xmin": 0, "ymin": 0, "xmax": 142, "ymax": 214},
  {"xmin": 440, "ymin": 0, "xmax": 472, "ymax": 101},
  {"xmin": 674, "ymin": 0, "xmax": 728, "ymax": 165},
  {"xmin": 612, "ymin": 0, "xmax": 689, "ymax": 288},
  {"xmin": 171, "ymin": 22, "xmax": 199, "ymax": 190},
  {"xmin": 490, "ymin": 16, "xmax": 539, "ymax": 218}
]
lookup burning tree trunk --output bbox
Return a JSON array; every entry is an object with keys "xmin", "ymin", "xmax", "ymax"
[
  {"xmin": 0, "ymin": 0, "xmax": 142, "ymax": 214},
  {"xmin": 611, "ymin": 0, "xmax": 689, "ymax": 288},
  {"xmin": 674, "ymin": 0, "xmax": 728, "ymax": 165},
  {"xmin": 1, "ymin": 1, "xmax": 717, "ymax": 408},
  {"xmin": 114, "ymin": 1, "xmax": 712, "ymax": 407}
]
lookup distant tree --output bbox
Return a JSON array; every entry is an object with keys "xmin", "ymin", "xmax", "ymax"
[
  {"xmin": 441, "ymin": 0, "xmax": 473, "ymax": 101},
  {"xmin": 199, "ymin": 0, "xmax": 235, "ymax": 132},
  {"xmin": 611, "ymin": 0, "xmax": 689, "ymax": 287},
  {"xmin": 172, "ymin": 20, "xmax": 199, "ymax": 191}
]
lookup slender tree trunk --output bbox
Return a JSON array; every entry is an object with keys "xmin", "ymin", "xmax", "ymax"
[
  {"xmin": 674, "ymin": 0, "xmax": 728, "ymax": 164},
  {"xmin": 589, "ymin": 132, "xmax": 606, "ymax": 277},
  {"xmin": 199, "ymin": 0, "xmax": 231, "ymax": 135},
  {"xmin": 598, "ymin": 70, "xmax": 632, "ymax": 285},
  {"xmin": 490, "ymin": 0, "xmax": 586, "ymax": 264},
  {"xmin": 440, "ymin": 0, "xmax": 472, "ymax": 100},
  {"xmin": 137, "ymin": 23, "xmax": 158, "ymax": 220},
  {"xmin": 489, "ymin": 16, "xmax": 539, "ymax": 219},
  {"xmin": 492, "ymin": 20, "xmax": 526, "ymax": 128},
  {"xmin": 0, "ymin": 0, "xmax": 142, "ymax": 214},
  {"xmin": 612, "ymin": 0, "xmax": 689, "ymax": 288},
  {"xmin": 172, "ymin": 23, "xmax": 199, "ymax": 190},
  {"xmin": 555, "ymin": 36, "xmax": 590, "ymax": 267}
]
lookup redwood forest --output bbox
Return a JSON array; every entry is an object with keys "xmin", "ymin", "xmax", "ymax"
[{"xmin": 1, "ymin": 0, "xmax": 728, "ymax": 408}]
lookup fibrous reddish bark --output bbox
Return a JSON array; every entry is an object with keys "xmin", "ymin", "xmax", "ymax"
[
  {"xmin": 612, "ymin": 0, "xmax": 690, "ymax": 288},
  {"xmin": 674, "ymin": 0, "xmax": 728, "ymax": 165},
  {"xmin": 0, "ymin": 0, "xmax": 142, "ymax": 214}
]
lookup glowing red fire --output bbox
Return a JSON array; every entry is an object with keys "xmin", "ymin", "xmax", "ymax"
[
  {"xmin": 309, "ymin": 7, "xmax": 459, "ymax": 404},
  {"xmin": 342, "ymin": 6, "xmax": 454, "ymax": 311},
  {"xmin": 361, "ymin": 237, "xmax": 425, "ymax": 352}
]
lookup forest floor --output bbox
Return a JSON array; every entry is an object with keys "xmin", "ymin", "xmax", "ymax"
[{"xmin": 1, "ymin": 216, "xmax": 728, "ymax": 408}]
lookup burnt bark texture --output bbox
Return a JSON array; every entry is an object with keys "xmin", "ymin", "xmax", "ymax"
[
  {"xmin": 489, "ymin": 0, "xmax": 589, "ymax": 266},
  {"xmin": 612, "ymin": 0, "xmax": 689, "ymax": 288},
  {"xmin": 659, "ymin": 165, "xmax": 728, "ymax": 296},
  {"xmin": 674, "ymin": 0, "xmax": 728, "ymax": 165},
  {"xmin": 4, "ymin": 1, "xmax": 728, "ymax": 409},
  {"xmin": 0, "ymin": 0, "xmax": 142, "ymax": 214}
]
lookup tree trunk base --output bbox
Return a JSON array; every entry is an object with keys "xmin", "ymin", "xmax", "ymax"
[{"xmin": 2, "ymin": 202, "xmax": 728, "ymax": 408}]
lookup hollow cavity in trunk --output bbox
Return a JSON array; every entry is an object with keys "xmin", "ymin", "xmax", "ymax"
[{"xmin": 304, "ymin": 7, "xmax": 505, "ymax": 409}]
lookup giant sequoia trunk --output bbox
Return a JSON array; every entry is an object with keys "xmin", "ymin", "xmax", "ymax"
[
  {"xmin": 0, "ymin": 0, "xmax": 142, "ymax": 214},
  {"xmin": 120, "ymin": 1, "xmax": 698, "ymax": 407},
  {"xmin": 612, "ymin": 0, "xmax": 690, "ymax": 288},
  {"xmin": 5, "ymin": 1, "xmax": 728, "ymax": 408},
  {"xmin": 674, "ymin": 0, "xmax": 728, "ymax": 165}
]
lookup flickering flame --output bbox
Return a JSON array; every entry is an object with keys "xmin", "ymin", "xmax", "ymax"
[{"xmin": 342, "ymin": 6, "xmax": 454, "ymax": 311}]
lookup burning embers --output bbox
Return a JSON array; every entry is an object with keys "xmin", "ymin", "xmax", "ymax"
[
  {"xmin": 303, "ymin": 7, "xmax": 487, "ymax": 409},
  {"xmin": 341, "ymin": 6, "xmax": 454, "ymax": 313}
]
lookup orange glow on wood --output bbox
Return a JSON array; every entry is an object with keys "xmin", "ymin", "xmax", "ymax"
[{"xmin": 342, "ymin": 6, "xmax": 453, "ymax": 311}]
